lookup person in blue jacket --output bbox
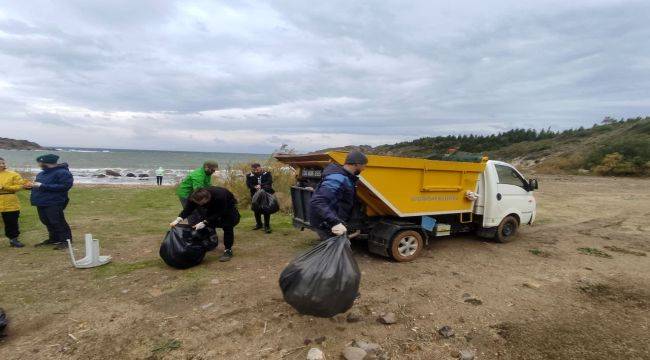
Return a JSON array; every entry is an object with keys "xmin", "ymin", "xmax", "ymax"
[
  {"xmin": 24, "ymin": 154, "xmax": 74, "ymax": 250},
  {"xmin": 309, "ymin": 151, "xmax": 368, "ymax": 240}
]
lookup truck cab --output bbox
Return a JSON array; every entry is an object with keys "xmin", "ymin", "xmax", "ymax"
[{"xmin": 277, "ymin": 153, "xmax": 537, "ymax": 262}]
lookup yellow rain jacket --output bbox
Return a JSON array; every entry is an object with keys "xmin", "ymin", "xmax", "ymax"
[{"xmin": 0, "ymin": 170, "xmax": 25, "ymax": 212}]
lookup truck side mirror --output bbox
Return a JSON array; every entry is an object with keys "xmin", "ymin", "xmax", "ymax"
[{"xmin": 528, "ymin": 178, "xmax": 539, "ymax": 191}]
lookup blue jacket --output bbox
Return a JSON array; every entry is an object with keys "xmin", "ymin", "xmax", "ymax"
[
  {"xmin": 30, "ymin": 163, "xmax": 74, "ymax": 207},
  {"xmin": 309, "ymin": 163, "xmax": 358, "ymax": 230}
]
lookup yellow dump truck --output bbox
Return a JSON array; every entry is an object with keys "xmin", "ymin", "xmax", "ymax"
[{"xmin": 276, "ymin": 151, "xmax": 538, "ymax": 262}]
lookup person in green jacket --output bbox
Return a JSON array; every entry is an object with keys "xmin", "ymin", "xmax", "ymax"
[{"xmin": 177, "ymin": 161, "xmax": 219, "ymax": 225}]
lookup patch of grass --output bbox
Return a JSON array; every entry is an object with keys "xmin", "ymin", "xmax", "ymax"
[
  {"xmin": 93, "ymin": 259, "xmax": 162, "ymax": 278},
  {"xmin": 577, "ymin": 247, "xmax": 612, "ymax": 258},
  {"xmin": 603, "ymin": 246, "xmax": 646, "ymax": 257},
  {"xmin": 529, "ymin": 248, "xmax": 551, "ymax": 257},
  {"xmin": 152, "ymin": 338, "xmax": 182, "ymax": 354}
]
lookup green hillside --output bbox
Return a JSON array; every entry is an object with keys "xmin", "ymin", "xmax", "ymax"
[{"xmin": 330, "ymin": 117, "xmax": 650, "ymax": 176}]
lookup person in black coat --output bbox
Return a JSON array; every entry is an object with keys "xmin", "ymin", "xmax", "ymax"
[
  {"xmin": 170, "ymin": 186, "xmax": 240, "ymax": 262},
  {"xmin": 246, "ymin": 163, "xmax": 274, "ymax": 233}
]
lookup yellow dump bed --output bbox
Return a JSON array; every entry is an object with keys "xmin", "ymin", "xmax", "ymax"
[{"xmin": 276, "ymin": 151, "xmax": 487, "ymax": 218}]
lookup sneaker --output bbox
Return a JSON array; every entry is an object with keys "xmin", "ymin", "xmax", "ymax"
[
  {"xmin": 34, "ymin": 239, "xmax": 58, "ymax": 247},
  {"xmin": 252, "ymin": 224, "xmax": 263, "ymax": 230},
  {"xmin": 264, "ymin": 227, "xmax": 272, "ymax": 234},
  {"xmin": 219, "ymin": 249, "xmax": 233, "ymax": 262},
  {"xmin": 53, "ymin": 242, "xmax": 69, "ymax": 250},
  {"xmin": 9, "ymin": 238, "xmax": 24, "ymax": 248}
]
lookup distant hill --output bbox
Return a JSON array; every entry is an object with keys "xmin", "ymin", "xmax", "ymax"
[
  {"xmin": 0, "ymin": 137, "xmax": 45, "ymax": 150},
  {"xmin": 318, "ymin": 117, "xmax": 650, "ymax": 176}
]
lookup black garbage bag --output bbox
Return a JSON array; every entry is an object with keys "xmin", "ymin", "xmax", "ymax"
[
  {"xmin": 252, "ymin": 189, "xmax": 280, "ymax": 215},
  {"xmin": 159, "ymin": 225, "xmax": 209, "ymax": 269},
  {"xmin": 0, "ymin": 308, "xmax": 7, "ymax": 337},
  {"xmin": 279, "ymin": 235, "xmax": 361, "ymax": 318}
]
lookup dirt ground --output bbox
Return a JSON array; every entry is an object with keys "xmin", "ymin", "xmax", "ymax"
[{"xmin": 1, "ymin": 175, "xmax": 649, "ymax": 360}]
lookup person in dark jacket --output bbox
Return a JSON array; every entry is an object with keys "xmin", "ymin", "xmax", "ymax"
[
  {"xmin": 309, "ymin": 151, "xmax": 368, "ymax": 240},
  {"xmin": 246, "ymin": 163, "xmax": 274, "ymax": 233},
  {"xmin": 24, "ymin": 154, "xmax": 74, "ymax": 250},
  {"xmin": 170, "ymin": 186, "xmax": 240, "ymax": 262}
]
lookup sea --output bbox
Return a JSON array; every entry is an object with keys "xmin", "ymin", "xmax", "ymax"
[{"xmin": 0, "ymin": 148, "xmax": 269, "ymax": 185}]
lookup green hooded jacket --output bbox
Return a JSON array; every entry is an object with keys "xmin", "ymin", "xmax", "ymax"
[{"xmin": 176, "ymin": 167, "xmax": 212, "ymax": 198}]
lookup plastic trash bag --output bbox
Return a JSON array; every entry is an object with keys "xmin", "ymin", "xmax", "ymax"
[
  {"xmin": 159, "ymin": 225, "xmax": 210, "ymax": 269},
  {"xmin": 252, "ymin": 189, "xmax": 280, "ymax": 215},
  {"xmin": 0, "ymin": 308, "xmax": 7, "ymax": 337},
  {"xmin": 279, "ymin": 235, "xmax": 361, "ymax": 318}
]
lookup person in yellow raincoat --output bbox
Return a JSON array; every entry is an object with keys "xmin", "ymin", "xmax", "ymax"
[{"xmin": 0, "ymin": 157, "xmax": 25, "ymax": 247}]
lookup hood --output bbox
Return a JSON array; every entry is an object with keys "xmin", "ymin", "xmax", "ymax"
[{"xmin": 322, "ymin": 163, "xmax": 357, "ymax": 180}]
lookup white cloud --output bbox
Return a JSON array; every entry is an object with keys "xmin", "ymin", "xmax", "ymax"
[{"xmin": 0, "ymin": 0, "xmax": 649, "ymax": 152}]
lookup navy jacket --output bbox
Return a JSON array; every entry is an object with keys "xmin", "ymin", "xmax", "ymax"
[
  {"xmin": 246, "ymin": 171, "xmax": 274, "ymax": 196},
  {"xmin": 309, "ymin": 164, "xmax": 358, "ymax": 230},
  {"xmin": 30, "ymin": 163, "xmax": 74, "ymax": 207}
]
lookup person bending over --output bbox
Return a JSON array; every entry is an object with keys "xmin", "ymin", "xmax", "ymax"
[{"xmin": 171, "ymin": 186, "xmax": 240, "ymax": 262}]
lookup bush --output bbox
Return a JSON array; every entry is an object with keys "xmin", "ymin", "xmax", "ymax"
[{"xmin": 593, "ymin": 153, "xmax": 639, "ymax": 176}]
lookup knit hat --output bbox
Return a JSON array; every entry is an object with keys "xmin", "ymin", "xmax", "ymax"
[
  {"xmin": 36, "ymin": 154, "xmax": 59, "ymax": 164},
  {"xmin": 345, "ymin": 151, "xmax": 368, "ymax": 165}
]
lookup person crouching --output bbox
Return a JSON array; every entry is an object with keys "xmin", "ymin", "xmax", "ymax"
[{"xmin": 170, "ymin": 186, "xmax": 240, "ymax": 262}]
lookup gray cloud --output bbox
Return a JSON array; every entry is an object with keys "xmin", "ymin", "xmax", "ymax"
[{"xmin": 0, "ymin": 0, "xmax": 649, "ymax": 153}]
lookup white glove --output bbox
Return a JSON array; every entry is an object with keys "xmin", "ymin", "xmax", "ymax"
[
  {"xmin": 170, "ymin": 217, "xmax": 183, "ymax": 227},
  {"xmin": 32, "ymin": 182, "xmax": 42, "ymax": 188},
  {"xmin": 193, "ymin": 221, "xmax": 206, "ymax": 230},
  {"xmin": 331, "ymin": 223, "xmax": 347, "ymax": 236}
]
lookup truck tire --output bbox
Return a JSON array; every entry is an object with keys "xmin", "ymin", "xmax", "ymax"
[
  {"xmin": 389, "ymin": 230, "xmax": 424, "ymax": 262},
  {"xmin": 495, "ymin": 215, "xmax": 519, "ymax": 243}
]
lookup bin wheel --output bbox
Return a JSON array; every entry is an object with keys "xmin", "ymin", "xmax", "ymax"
[
  {"xmin": 389, "ymin": 230, "xmax": 423, "ymax": 262},
  {"xmin": 495, "ymin": 215, "xmax": 519, "ymax": 243}
]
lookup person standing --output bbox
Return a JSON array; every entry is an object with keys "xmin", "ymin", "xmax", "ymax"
[
  {"xmin": 176, "ymin": 161, "xmax": 218, "ymax": 225},
  {"xmin": 0, "ymin": 157, "xmax": 26, "ymax": 248},
  {"xmin": 155, "ymin": 166, "xmax": 165, "ymax": 186},
  {"xmin": 309, "ymin": 151, "xmax": 368, "ymax": 240},
  {"xmin": 24, "ymin": 154, "xmax": 74, "ymax": 250},
  {"xmin": 246, "ymin": 163, "xmax": 274, "ymax": 233},
  {"xmin": 170, "ymin": 186, "xmax": 240, "ymax": 262}
]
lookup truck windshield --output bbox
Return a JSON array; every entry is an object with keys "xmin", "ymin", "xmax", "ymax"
[{"xmin": 495, "ymin": 164, "xmax": 527, "ymax": 188}]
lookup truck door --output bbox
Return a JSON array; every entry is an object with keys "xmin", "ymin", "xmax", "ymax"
[{"xmin": 493, "ymin": 164, "xmax": 535, "ymax": 224}]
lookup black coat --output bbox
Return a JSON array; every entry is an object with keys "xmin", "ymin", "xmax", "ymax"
[
  {"xmin": 246, "ymin": 171, "xmax": 274, "ymax": 196},
  {"xmin": 179, "ymin": 186, "xmax": 240, "ymax": 228}
]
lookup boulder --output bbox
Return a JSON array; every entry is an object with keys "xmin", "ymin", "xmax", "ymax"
[
  {"xmin": 93, "ymin": 174, "xmax": 106, "ymax": 178},
  {"xmin": 138, "ymin": 174, "xmax": 149, "ymax": 178},
  {"xmin": 125, "ymin": 173, "xmax": 136, "ymax": 178},
  {"xmin": 306, "ymin": 348, "xmax": 324, "ymax": 360},
  {"xmin": 353, "ymin": 340, "xmax": 381, "ymax": 354},
  {"xmin": 438, "ymin": 325, "xmax": 455, "ymax": 338},
  {"xmin": 378, "ymin": 312, "xmax": 396, "ymax": 325},
  {"xmin": 342, "ymin": 346, "xmax": 367, "ymax": 360},
  {"xmin": 459, "ymin": 350, "xmax": 475, "ymax": 360},
  {"xmin": 105, "ymin": 170, "xmax": 121, "ymax": 177}
]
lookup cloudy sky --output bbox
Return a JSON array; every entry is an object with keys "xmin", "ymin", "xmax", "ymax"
[{"xmin": 1, "ymin": 0, "xmax": 649, "ymax": 153}]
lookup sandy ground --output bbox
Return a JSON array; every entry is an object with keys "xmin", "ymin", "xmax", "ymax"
[{"xmin": 0, "ymin": 175, "xmax": 649, "ymax": 359}]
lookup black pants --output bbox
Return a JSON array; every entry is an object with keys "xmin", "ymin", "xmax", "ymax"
[
  {"xmin": 1, "ymin": 211, "xmax": 20, "ymax": 239},
  {"xmin": 37, "ymin": 205, "xmax": 72, "ymax": 243},
  {"xmin": 254, "ymin": 211, "xmax": 270, "ymax": 228},
  {"xmin": 220, "ymin": 226, "xmax": 234, "ymax": 250},
  {"xmin": 156, "ymin": 176, "xmax": 163, "ymax": 185}
]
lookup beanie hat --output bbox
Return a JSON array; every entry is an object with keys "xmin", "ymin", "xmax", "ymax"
[
  {"xmin": 36, "ymin": 154, "xmax": 59, "ymax": 164},
  {"xmin": 345, "ymin": 151, "xmax": 368, "ymax": 165}
]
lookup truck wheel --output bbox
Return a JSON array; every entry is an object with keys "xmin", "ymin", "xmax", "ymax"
[
  {"xmin": 389, "ymin": 230, "xmax": 423, "ymax": 262},
  {"xmin": 495, "ymin": 215, "xmax": 519, "ymax": 243}
]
